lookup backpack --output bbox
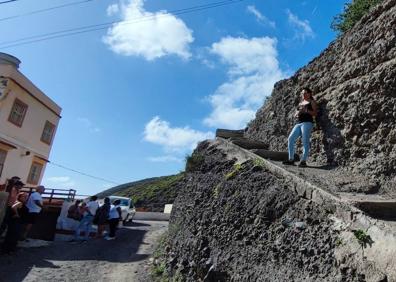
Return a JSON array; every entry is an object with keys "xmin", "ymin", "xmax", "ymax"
[{"xmin": 93, "ymin": 204, "xmax": 109, "ymax": 225}]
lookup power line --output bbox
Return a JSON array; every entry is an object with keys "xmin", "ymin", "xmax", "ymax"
[
  {"xmin": 0, "ymin": 0, "xmax": 244, "ymax": 49},
  {"xmin": 0, "ymin": 0, "xmax": 95, "ymax": 22},
  {"xmin": 0, "ymin": 0, "xmax": 19, "ymax": 4},
  {"xmin": 0, "ymin": 0, "xmax": 239, "ymax": 46},
  {"xmin": 49, "ymin": 161, "xmax": 121, "ymax": 185}
]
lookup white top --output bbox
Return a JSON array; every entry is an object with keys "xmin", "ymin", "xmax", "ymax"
[
  {"xmin": 87, "ymin": 200, "xmax": 99, "ymax": 216},
  {"xmin": 109, "ymin": 204, "xmax": 121, "ymax": 219},
  {"xmin": 26, "ymin": 192, "xmax": 43, "ymax": 213}
]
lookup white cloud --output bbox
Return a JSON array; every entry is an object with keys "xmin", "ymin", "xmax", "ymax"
[
  {"xmin": 204, "ymin": 37, "xmax": 286, "ymax": 129},
  {"xmin": 107, "ymin": 4, "xmax": 119, "ymax": 16},
  {"xmin": 77, "ymin": 117, "xmax": 101, "ymax": 133},
  {"xmin": 47, "ymin": 176, "xmax": 71, "ymax": 183},
  {"xmin": 286, "ymin": 10, "xmax": 314, "ymax": 40},
  {"xmin": 247, "ymin": 5, "xmax": 275, "ymax": 28},
  {"xmin": 147, "ymin": 155, "xmax": 183, "ymax": 163},
  {"xmin": 45, "ymin": 176, "xmax": 75, "ymax": 189},
  {"xmin": 144, "ymin": 116, "xmax": 214, "ymax": 152},
  {"xmin": 103, "ymin": 0, "xmax": 194, "ymax": 60}
]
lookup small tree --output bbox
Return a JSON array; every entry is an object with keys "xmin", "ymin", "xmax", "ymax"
[{"xmin": 331, "ymin": 0, "xmax": 383, "ymax": 34}]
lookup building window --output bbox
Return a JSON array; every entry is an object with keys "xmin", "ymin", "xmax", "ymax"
[
  {"xmin": 41, "ymin": 121, "xmax": 56, "ymax": 145},
  {"xmin": 27, "ymin": 162, "xmax": 43, "ymax": 185},
  {"xmin": 0, "ymin": 149, "xmax": 7, "ymax": 178},
  {"xmin": 8, "ymin": 98, "xmax": 28, "ymax": 127}
]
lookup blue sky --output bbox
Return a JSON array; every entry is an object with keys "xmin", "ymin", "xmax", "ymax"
[{"xmin": 0, "ymin": 0, "xmax": 346, "ymax": 195}]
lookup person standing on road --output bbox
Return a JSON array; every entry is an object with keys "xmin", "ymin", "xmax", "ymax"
[
  {"xmin": 1, "ymin": 192, "xmax": 29, "ymax": 254},
  {"xmin": 80, "ymin": 196, "xmax": 99, "ymax": 241},
  {"xmin": 94, "ymin": 197, "xmax": 110, "ymax": 238},
  {"xmin": 105, "ymin": 199, "xmax": 122, "ymax": 241},
  {"xmin": 73, "ymin": 201, "xmax": 93, "ymax": 242},
  {"xmin": 283, "ymin": 87, "xmax": 318, "ymax": 167},
  {"xmin": 22, "ymin": 185, "xmax": 45, "ymax": 240},
  {"xmin": 0, "ymin": 178, "xmax": 24, "ymax": 236}
]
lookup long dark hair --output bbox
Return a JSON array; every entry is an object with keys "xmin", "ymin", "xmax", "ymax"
[{"xmin": 302, "ymin": 87, "xmax": 314, "ymax": 101}]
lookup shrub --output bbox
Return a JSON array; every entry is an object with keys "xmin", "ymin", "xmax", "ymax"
[
  {"xmin": 352, "ymin": 229, "xmax": 374, "ymax": 248},
  {"xmin": 225, "ymin": 163, "xmax": 242, "ymax": 180},
  {"xmin": 185, "ymin": 152, "xmax": 204, "ymax": 172},
  {"xmin": 331, "ymin": 0, "xmax": 383, "ymax": 34}
]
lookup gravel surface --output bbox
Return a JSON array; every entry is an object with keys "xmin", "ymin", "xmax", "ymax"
[{"xmin": 0, "ymin": 220, "xmax": 168, "ymax": 282}]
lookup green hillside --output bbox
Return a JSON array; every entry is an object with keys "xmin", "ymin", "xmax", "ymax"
[{"xmin": 96, "ymin": 173, "xmax": 185, "ymax": 212}]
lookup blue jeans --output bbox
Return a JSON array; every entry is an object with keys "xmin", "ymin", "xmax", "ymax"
[
  {"xmin": 74, "ymin": 215, "xmax": 93, "ymax": 240},
  {"xmin": 288, "ymin": 122, "xmax": 313, "ymax": 161}
]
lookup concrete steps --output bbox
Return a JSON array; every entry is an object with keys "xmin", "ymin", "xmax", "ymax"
[
  {"xmin": 215, "ymin": 128, "xmax": 244, "ymax": 139},
  {"xmin": 339, "ymin": 193, "xmax": 396, "ymax": 220},
  {"xmin": 214, "ymin": 137, "xmax": 396, "ymax": 280}
]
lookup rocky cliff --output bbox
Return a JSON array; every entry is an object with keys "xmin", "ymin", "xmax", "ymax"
[
  {"xmin": 154, "ymin": 1, "xmax": 396, "ymax": 281},
  {"xmin": 246, "ymin": 0, "xmax": 396, "ymax": 194}
]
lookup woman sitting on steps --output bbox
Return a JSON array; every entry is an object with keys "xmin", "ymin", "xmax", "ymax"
[{"xmin": 283, "ymin": 87, "xmax": 318, "ymax": 167}]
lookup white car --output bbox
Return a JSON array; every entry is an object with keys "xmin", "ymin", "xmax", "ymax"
[{"xmin": 107, "ymin": 196, "xmax": 136, "ymax": 224}]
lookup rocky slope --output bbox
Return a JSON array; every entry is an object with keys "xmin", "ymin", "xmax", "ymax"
[
  {"xmin": 165, "ymin": 141, "xmax": 340, "ymax": 281},
  {"xmin": 157, "ymin": 140, "xmax": 393, "ymax": 281},
  {"xmin": 246, "ymin": 0, "xmax": 396, "ymax": 195},
  {"xmin": 97, "ymin": 174, "xmax": 184, "ymax": 212}
]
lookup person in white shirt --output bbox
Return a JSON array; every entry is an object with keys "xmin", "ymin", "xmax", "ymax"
[
  {"xmin": 87, "ymin": 196, "xmax": 99, "ymax": 216},
  {"xmin": 105, "ymin": 199, "xmax": 122, "ymax": 240},
  {"xmin": 22, "ymin": 185, "xmax": 44, "ymax": 240},
  {"xmin": 73, "ymin": 196, "xmax": 99, "ymax": 242}
]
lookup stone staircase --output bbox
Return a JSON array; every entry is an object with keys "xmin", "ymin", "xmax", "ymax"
[{"xmin": 214, "ymin": 129, "xmax": 396, "ymax": 281}]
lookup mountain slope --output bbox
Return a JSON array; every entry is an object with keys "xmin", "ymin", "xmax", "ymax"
[{"xmin": 96, "ymin": 173, "xmax": 185, "ymax": 212}]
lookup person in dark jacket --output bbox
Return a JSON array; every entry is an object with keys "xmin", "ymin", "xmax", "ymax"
[
  {"xmin": 2, "ymin": 192, "xmax": 28, "ymax": 254},
  {"xmin": 94, "ymin": 197, "xmax": 110, "ymax": 238},
  {"xmin": 0, "ymin": 178, "xmax": 24, "ymax": 237}
]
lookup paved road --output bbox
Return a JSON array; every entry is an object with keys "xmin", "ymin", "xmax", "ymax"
[{"xmin": 0, "ymin": 220, "xmax": 168, "ymax": 282}]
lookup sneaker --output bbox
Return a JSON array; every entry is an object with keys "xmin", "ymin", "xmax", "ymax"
[
  {"xmin": 282, "ymin": 160, "xmax": 294, "ymax": 165},
  {"xmin": 104, "ymin": 236, "xmax": 115, "ymax": 241},
  {"xmin": 298, "ymin": 161, "xmax": 307, "ymax": 167}
]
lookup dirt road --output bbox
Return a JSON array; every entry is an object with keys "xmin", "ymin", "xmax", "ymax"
[{"xmin": 0, "ymin": 220, "xmax": 168, "ymax": 282}]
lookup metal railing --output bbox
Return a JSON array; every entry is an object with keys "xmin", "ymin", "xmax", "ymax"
[{"xmin": 22, "ymin": 187, "xmax": 76, "ymax": 205}]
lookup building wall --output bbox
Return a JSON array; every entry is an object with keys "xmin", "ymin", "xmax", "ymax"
[{"xmin": 0, "ymin": 61, "xmax": 61, "ymax": 185}]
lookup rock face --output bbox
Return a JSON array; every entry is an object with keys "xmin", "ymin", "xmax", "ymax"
[
  {"xmin": 163, "ymin": 141, "xmax": 368, "ymax": 281},
  {"xmin": 246, "ymin": 0, "xmax": 396, "ymax": 194},
  {"xmin": 159, "ymin": 2, "xmax": 396, "ymax": 281}
]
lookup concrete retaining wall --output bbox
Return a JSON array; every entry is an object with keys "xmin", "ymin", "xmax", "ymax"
[{"xmin": 134, "ymin": 212, "xmax": 170, "ymax": 221}]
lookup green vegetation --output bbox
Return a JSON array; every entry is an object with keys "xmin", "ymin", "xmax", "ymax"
[
  {"xmin": 168, "ymin": 222, "xmax": 181, "ymax": 238},
  {"xmin": 335, "ymin": 237, "xmax": 344, "ymax": 247},
  {"xmin": 213, "ymin": 184, "xmax": 221, "ymax": 199},
  {"xmin": 253, "ymin": 158, "xmax": 265, "ymax": 168},
  {"xmin": 331, "ymin": 0, "xmax": 383, "ymax": 34},
  {"xmin": 151, "ymin": 232, "xmax": 185, "ymax": 282},
  {"xmin": 353, "ymin": 229, "xmax": 374, "ymax": 248},
  {"xmin": 97, "ymin": 173, "xmax": 184, "ymax": 211},
  {"xmin": 185, "ymin": 152, "xmax": 205, "ymax": 172},
  {"xmin": 152, "ymin": 262, "xmax": 167, "ymax": 277},
  {"xmin": 151, "ymin": 232, "xmax": 170, "ymax": 281},
  {"xmin": 225, "ymin": 163, "xmax": 243, "ymax": 180}
]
